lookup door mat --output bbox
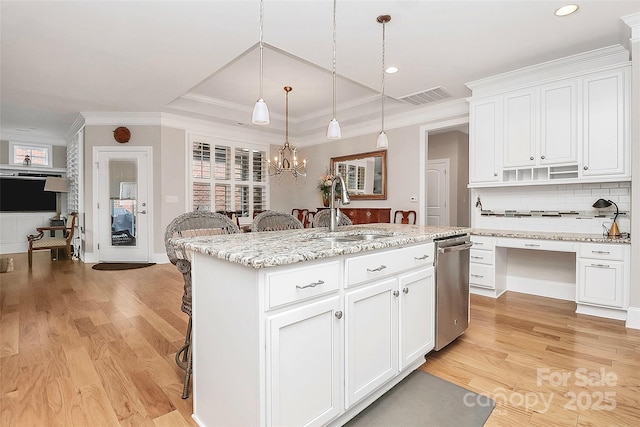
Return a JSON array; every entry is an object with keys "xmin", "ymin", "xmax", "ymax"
[
  {"xmin": 0, "ymin": 258, "xmax": 14, "ymax": 273},
  {"xmin": 344, "ymin": 369, "xmax": 495, "ymax": 427},
  {"xmin": 92, "ymin": 262, "xmax": 156, "ymax": 271}
]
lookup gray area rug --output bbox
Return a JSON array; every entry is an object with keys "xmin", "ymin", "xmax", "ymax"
[{"xmin": 344, "ymin": 370, "xmax": 495, "ymax": 427}]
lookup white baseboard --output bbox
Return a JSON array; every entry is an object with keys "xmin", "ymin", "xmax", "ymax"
[
  {"xmin": 470, "ymin": 285, "xmax": 506, "ymax": 298},
  {"xmin": 576, "ymin": 304, "xmax": 627, "ymax": 321},
  {"xmin": 626, "ymin": 307, "xmax": 640, "ymax": 329}
]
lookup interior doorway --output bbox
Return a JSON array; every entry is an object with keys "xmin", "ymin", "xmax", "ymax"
[
  {"xmin": 93, "ymin": 147, "xmax": 152, "ymax": 262},
  {"xmin": 427, "ymin": 159, "xmax": 450, "ymax": 226}
]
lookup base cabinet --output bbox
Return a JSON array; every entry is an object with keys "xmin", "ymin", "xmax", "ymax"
[
  {"xmin": 191, "ymin": 242, "xmax": 435, "ymax": 427},
  {"xmin": 267, "ymin": 296, "xmax": 343, "ymax": 427}
]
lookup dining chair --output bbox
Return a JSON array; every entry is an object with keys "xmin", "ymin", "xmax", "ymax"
[
  {"xmin": 251, "ymin": 210, "xmax": 303, "ymax": 232},
  {"xmin": 313, "ymin": 209, "xmax": 353, "ymax": 227},
  {"xmin": 164, "ymin": 210, "xmax": 240, "ymax": 399},
  {"xmin": 394, "ymin": 210, "xmax": 417, "ymax": 225},
  {"xmin": 291, "ymin": 208, "xmax": 310, "ymax": 227},
  {"xmin": 27, "ymin": 212, "xmax": 77, "ymax": 269}
]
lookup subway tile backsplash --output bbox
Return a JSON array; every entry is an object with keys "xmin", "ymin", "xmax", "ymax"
[{"xmin": 470, "ymin": 182, "xmax": 631, "ymax": 235}]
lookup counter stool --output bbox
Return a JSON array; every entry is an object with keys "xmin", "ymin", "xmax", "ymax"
[{"xmin": 165, "ymin": 211, "xmax": 240, "ymax": 398}]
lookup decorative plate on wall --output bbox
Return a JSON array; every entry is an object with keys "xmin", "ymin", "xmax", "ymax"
[{"xmin": 113, "ymin": 126, "xmax": 131, "ymax": 143}]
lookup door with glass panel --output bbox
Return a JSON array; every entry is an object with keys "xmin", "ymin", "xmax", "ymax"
[
  {"xmin": 95, "ymin": 147, "xmax": 151, "ymax": 262},
  {"xmin": 192, "ymin": 139, "xmax": 268, "ymax": 222}
]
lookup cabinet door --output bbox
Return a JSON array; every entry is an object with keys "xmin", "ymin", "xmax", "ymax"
[
  {"xmin": 582, "ymin": 69, "xmax": 628, "ymax": 177},
  {"xmin": 469, "ymin": 98, "xmax": 501, "ymax": 183},
  {"xmin": 345, "ymin": 278, "xmax": 398, "ymax": 408},
  {"xmin": 399, "ymin": 267, "xmax": 434, "ymax": 370},
  {"xmin": 540, "ymin": 80, "xmax": 578, "ymax": 165},
  {"xmin": 577, "ymin": 259, "xmax": 624, "ymax": 308},
  {"xmin": 503, "ymin": 90, "xmax": 536, "ymax": 168},
  {"xmin": 267, "ymin": 296, "xmax": 342, "ymax": 427}
]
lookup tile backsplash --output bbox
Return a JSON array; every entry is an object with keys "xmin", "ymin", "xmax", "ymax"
[{"xmin": 470, "ymin": 182, "xmax": 631, "ymax": 235}]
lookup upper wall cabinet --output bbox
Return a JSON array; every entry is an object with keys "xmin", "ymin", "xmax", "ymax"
[
  {"xmin": 582, "ymin": 69, "xmax": 628, "ymax": 178},
  {"xmin": 467, "ymin": 45, "xmax": 630, "ymax": 188}
]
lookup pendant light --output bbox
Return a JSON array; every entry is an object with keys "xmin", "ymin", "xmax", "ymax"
[
  {"xmin": 376, "ymin": 15, "xmax": 390, "ymax": 149},
  {"xmin": 252, "ymin": 0, "xmax": 269, "ymax": 125},
  {"xmin": 326, "ymin": 0, "xmax": 341, "ymax": 140}
]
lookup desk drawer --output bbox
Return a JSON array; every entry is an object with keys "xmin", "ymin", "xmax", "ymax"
[
  {"xmin": 470, "ymin": 248, "xmax": 494, "ymax": 265},
  {"xmin": 497, "ymin": 237, "xmax": 575, "ymax": 253},
  {"xmin": 469, "ymin": 263, "xmax": 494, "ymax": 289},
  {"xmin": 579, "ymin": 243, "xmax": 625, "ymax": 261},
  {"xmin": 266, "ymin": 261, "xmax": 340, "ymax": 309},
  {"xmin": 345, "ymin": 243, "xmax": 433, "ymax": 288}
]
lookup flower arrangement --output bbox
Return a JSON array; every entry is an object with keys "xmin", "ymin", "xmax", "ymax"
[{"xmin": 317, "ymin": 174, "xmax": 334, "ymax": 196}]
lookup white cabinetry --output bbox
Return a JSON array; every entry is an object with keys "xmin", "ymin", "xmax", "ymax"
[
  {"xmin": 469, "ymin": 98, "xmax": 501, "ymax": 183},
  {"xmin": 467, "ymin": 46, "xmax": 630, "ymax": 187},
  {"xmin": 191, "ymin": 241, "xmax": 436, "ymax": 427},
  {"xmin": 267, "ymin": 296, "xmax": 342, "ymax": 427},
  {"xmin": 582, "ymin": 69, "xmax": 629, "ymax": 178},
  {"xmin": 469, "ymin": 235, "xmax": 505, "ymax": 298},
  {"xmin": 577, "ymin": 243, "xmax": 629, "ymax": 320}
]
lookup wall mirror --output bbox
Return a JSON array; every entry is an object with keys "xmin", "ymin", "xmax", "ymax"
[{"xmin": 330, "ymin": 150, "xmax": 387, "ymax": 200}]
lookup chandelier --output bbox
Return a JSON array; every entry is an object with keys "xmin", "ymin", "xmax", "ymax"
[{"xmin": 266, "ymin": 86, "xmax": 307, "ymax": 178}]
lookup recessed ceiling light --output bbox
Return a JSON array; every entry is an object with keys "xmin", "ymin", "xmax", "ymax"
[
  {"xmin": 555, "ymin": 4, "xmax": 579, "ymax": 16},
  {"xmin": 385, "ymin": 66, "xmax": 399, "ymax": 74}
]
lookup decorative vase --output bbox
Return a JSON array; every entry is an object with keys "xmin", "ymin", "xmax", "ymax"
[{"xmin": 322, "ymin": 193, "xmax": 330, "ymax": 207}]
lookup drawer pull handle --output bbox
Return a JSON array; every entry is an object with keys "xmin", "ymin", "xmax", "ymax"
[
  {"xmin": 471, "ymin": 256, "xmax": 484, "ymax": 260},
  {"xmin": 592, "ymin": 250, "xmax": 610, "ymax": 255},
  {"xmin": 367, "ymin": 265, "xmax": 387, "ymax": 272},
  {"xmin": 470, "ymin": 274, "xmax": 484, "ymax": 278},
  {"xmin": 591, "ymin": 264, "xmax": 610, "ymax": 268},
  {"xmin": 474, "ymin": 242, "xmax": 484, "ymax": 245},
  {"xmin": 403, "ymin": 287, "xmax": 409, "ymax": 294},
  {"xmin": 524, "ymin": 243, "xmax": 540, "ymax": 247},
  {"xmin": 335, "ymin": 311, "xmax": 343, "ymax": 320},
  {"xmin": 296, "ymin": 280, "xmax": 325, "ymax": 290},
  {"xmin": 414, "ymin": 255, "xmax": 430, "ymax": 260}
]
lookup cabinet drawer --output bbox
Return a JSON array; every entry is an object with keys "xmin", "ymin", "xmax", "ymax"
[
  {"xmin": 470, "ymin": 235, "xmax": 495, "ymax": 250},
  {"xmin": 345, "ymin": 243, "xmax": 434, "ymax": 288},
  {"xmin": 266, "ymin": 261, "xmax": 340, "ymax": 309},
  {"xmin": 470, "ymin": 248, "xmax": 494, "ymax": 265},
  {"xmin": 497, "ymin": 237, "xmax": 574, "ymax": 253},
  {"xmin": 579, "ymin": 243, "xmax": 625, "ymax": 261},
  {"xmin": 469, "ymin": 263, "xmax": 494, "ymax": 289}
]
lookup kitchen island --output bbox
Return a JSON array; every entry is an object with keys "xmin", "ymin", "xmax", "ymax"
[{"xmin": 173, "ymin": 224, "xmax": 470, "ymax": 427}]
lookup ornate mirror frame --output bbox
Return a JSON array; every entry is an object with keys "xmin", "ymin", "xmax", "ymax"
[{"xmin": 330, "ymin": 149, "xmax": 387, "ymax": 200}]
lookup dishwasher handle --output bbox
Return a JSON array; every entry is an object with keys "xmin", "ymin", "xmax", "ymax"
[{"xmin": 438, "ymin": 242, "xmax": 473, "ymax": 254}]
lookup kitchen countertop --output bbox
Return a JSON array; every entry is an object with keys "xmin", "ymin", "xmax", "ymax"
[
  {"xmin": 471, "ymin": 228, "xmax": 631, "ymax": 244},
  {"xmin": 172, "ymin": 224, "xmax": 471, "ymax": 269}
]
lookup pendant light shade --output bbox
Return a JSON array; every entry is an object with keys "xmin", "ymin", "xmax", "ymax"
[
  {"xmin": 327, "ymin": 0, "xmax": 341, "ymax": 140},
  {"xmin": 376, "ymin": 14, "xmax": 391, "ymax": 149},
  {"xmin": 376, "ymin": 131, "xmax": 388, "ymax": 149},
  {"xmin": 252, "ymin": 0, "xmax": 269, "ymax": 125}
]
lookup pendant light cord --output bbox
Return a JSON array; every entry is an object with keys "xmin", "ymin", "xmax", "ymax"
[
  {"xmin": 332, "ymin": 0, "xmax": 337, "ymax": 119},
  {"xmin": 259, "ymin": 0, "xmax": 265, "ymax": 99},
  {"xmin": 381, "ymin": 19, "xmax": 386, "ymax": 133}
]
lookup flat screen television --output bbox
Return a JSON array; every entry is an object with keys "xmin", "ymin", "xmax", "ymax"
[{"xmin": 0, "ymin": 176, "xmax": 57, "ymax": 212}]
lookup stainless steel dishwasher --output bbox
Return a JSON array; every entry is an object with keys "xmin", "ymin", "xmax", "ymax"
[{"xmin": 434, "ymin": 234, "xmax": 473, "ymax": 351}]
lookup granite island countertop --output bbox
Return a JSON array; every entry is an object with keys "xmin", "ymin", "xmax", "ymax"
[
  {"xmin": 471, "ymin": 228, "xmax": 631, "ymax": 244},
  {"xmin": 172, "ymin": 224, "xmax": 471, "ymax": 269}
]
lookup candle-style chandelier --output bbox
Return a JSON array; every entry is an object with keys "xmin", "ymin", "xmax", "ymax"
[{"xmin": 266, "ymin": 86, "xmax": 307, "ymax": 178}]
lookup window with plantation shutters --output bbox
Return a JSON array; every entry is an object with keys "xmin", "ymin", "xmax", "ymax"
[{"xmin": 190, "ymin": 136, "xmax": 268, "ymax": 219}]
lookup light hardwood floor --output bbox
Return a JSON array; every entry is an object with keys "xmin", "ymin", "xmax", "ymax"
[{"xmin": 1, "ymin": 252, "xmax": 639, "ymax": 426}]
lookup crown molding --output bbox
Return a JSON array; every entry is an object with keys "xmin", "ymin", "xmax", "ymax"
[
  {"xmin": 466, "ymin": 44, "xmax": 630, "ymax": 97},
  {"xmin": 296, "ymin": 98, "xmax": 469, "ymax": 147},
  {"xmin": 622, "ymin": 13, "xmax": 640, "ymax": 41},
  {"xmin": 81, "ymin": 112, "xmax": 162, "ymax": 126}
]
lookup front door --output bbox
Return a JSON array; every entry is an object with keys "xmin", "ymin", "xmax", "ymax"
[{"xmin": 94, "ymin": 147, "xmax": 151, "ymax": 262}]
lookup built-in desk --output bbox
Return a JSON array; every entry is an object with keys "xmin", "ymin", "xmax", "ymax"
[{"xmin": 470, "ymin": 229, "xmax": 631, "ymax": 321}]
